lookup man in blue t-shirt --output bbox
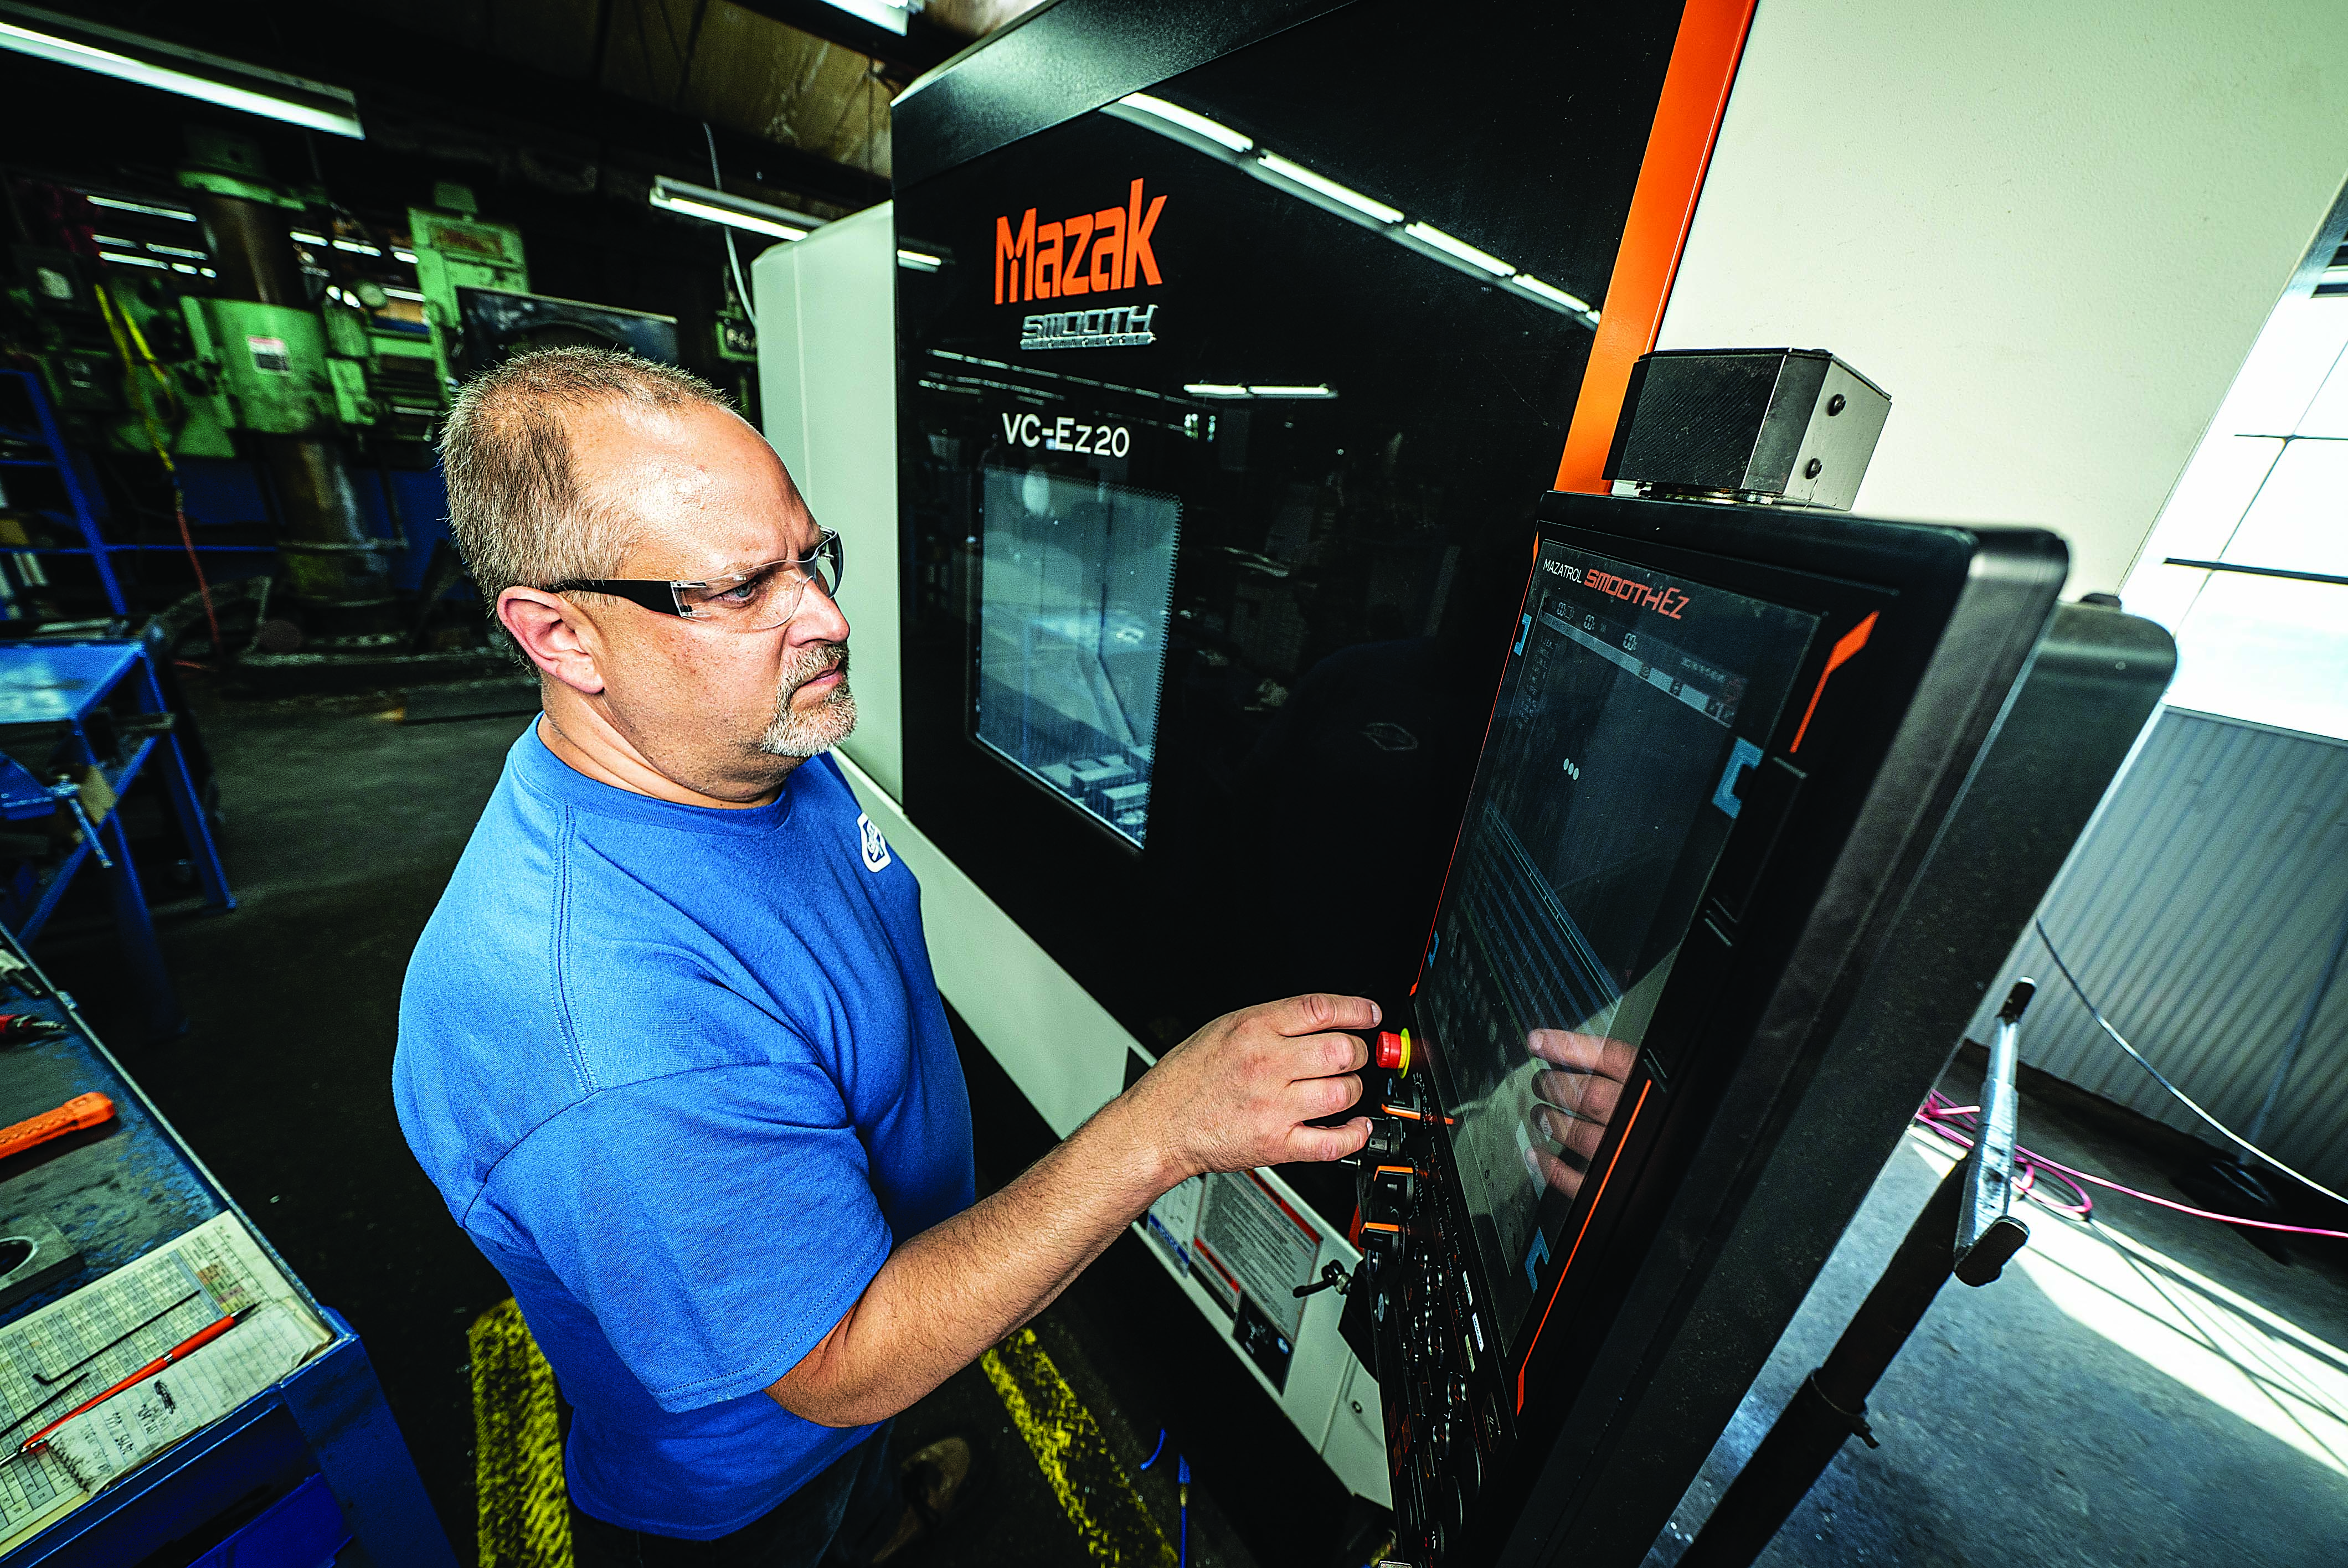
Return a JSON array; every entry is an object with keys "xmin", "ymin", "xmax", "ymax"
[{"xmin": 393, "ymin": 348, "xmax": 1377, "ymax": 1565}]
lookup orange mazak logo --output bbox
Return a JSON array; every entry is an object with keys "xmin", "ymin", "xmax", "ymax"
[{"xmin": 994, "ymin": 178, "xmax": 1167, "ymax": 304}]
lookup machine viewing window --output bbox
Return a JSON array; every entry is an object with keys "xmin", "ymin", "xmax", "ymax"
[
  {"xmin": 1418, "ymin": 540, "xmax": 1817, "ymax": 1345},
  {"xmin": 974, "ymin": 465, "xmax": 1181, "ymax": 847}
]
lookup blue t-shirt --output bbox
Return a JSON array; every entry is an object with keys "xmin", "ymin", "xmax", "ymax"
[{"xmin": 393, "ymin": 726, "xmax": 975, "ymax": 1538}]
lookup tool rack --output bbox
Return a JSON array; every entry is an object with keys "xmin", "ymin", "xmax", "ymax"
[{"xmin": 0, "ymin": 926, "xmax": 452, "ymax": 1566}]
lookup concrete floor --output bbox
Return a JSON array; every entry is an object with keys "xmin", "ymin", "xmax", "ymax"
[
  {"xmin": 1648, "ymin": 1076, "xmax": 2348, "ymax": 1567},
  {"xmin": 37, "ymin": 680, "xmax": 2348, "ymax": 1567}
]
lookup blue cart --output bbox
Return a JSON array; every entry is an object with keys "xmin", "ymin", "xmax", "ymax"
[{"xmin": 0, "ymin": 639, "xmax": 235, "ymax": 1041}]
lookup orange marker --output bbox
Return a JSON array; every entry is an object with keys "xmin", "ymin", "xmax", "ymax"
[
  {"xmin": 0, "ymin": 1092, "xmax": 114, "ymax": 1162},
  {"xmin": 11, "ymin": 1309, "xmax": 246, "ymax": 1458}
]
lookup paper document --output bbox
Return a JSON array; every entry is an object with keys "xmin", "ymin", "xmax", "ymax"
[{"xmin": 0, "ymin": 1214, "xmax": 331, "ymax": 1551}]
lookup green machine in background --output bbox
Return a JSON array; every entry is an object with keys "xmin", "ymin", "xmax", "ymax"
[{"xmin": 2, "ymin": 128, "xmax": 692, "ymax": 633}]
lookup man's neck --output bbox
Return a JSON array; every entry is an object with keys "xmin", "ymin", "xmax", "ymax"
[{"xmin": 535, "ymin": 700, "xmax": 797, "ymax": 810}]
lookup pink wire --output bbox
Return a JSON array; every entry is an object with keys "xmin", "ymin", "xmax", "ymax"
[
  {"xmin": 1912, "ymin": 1092, "xmax": 2348, "ymax": 1240},
  {"xmin": 1913, "ymin": 1093, "xmax": 2091, "ymax": 1218},
  {"xmin": 2025, "ymin": 1149, "xmax": 2348, "ymax": 1240}
]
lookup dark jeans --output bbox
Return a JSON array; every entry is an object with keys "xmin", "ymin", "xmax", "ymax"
[{"xmin": 569, "ymin": 1422, "xmax": 900, "ymax": 1568}]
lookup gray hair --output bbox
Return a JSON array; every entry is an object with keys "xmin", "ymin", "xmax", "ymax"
[{"xmin": 438, "ymin": 347, "xmax": 736, "ymax": 606}]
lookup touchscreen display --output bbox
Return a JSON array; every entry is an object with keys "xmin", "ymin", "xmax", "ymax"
[{"xmin": 1418, "ymin": 540, "xmax": 1818, "ymax": 1348}]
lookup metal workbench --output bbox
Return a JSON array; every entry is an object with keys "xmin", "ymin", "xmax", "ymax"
[{"xmin": 0, "ymin": 926, "xmax": 452, "ymax": 1566}]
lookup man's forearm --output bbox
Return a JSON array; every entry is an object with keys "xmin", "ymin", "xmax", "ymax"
[
  {"xmin": 766, "ymin": 991, "xmax": 1376, "ymax": 1426},
  {"xmin": 770, "ymin": 1094, "xmax": 1174, "ymax": 1426}
]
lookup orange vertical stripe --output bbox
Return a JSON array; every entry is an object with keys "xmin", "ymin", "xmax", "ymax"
[
  {"xmin": 1514, "ymin": 1079, "xmax": 1654, "ymax": 1412},
  {"xmin": 1553, "ymin": 0, "xmax": 1759, "ymax": 494}
]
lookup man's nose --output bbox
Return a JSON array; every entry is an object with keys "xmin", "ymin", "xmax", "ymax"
[{"xmin": 789, "ymin": 580, "xmax": 851, "ymax": 646}]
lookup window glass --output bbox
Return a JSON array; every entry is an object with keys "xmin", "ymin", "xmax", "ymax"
[{"xmin": 2123, "ymin": 293, "xmax": 2348, "ymax": 740}]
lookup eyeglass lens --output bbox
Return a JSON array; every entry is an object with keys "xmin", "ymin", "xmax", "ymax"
[{"xmin": 675, "ymin": 538, "xmax": 841, "ymax": 630}]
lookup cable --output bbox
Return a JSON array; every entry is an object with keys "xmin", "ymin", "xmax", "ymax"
[
  {"xmin": 1913, "ymin": 1094, "xmax": 2091, "ymax": 1218},
  {"xmin": 1912, "ymin": 1092, "xmax": 2348, "ymax": 1239},
  {"xmin": 2033, "ymin": 919, "xmax": 2348, "ymax": 1209},
  {"xmin": 2031, "ymin": 1147, "xmax": 2348, "ymax": 1240},
  {"xmin": 92, "ymin": 284, "xmax": 220, "ymax": 653},
  {"xmin": 1139, "ymin": 1429, "xmax": 1186, "ymax": 1567},
  {"xmin": 1176, "ymin": 1452, "xmax": 1190, "ymax": 1568},
  {"xmin": 703, "ymin": 122, "xmax": 757, "ymax": 329}
]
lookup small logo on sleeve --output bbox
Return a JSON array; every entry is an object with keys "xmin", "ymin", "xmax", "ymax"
[{"xmin": 856, "ymin": 813, "xmax": 892, "ymax": 873}]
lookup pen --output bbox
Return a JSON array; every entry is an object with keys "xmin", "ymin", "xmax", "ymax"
[{"xmin": 3, "ymin": 1307, "xmax": 250, "ymax": 1463}]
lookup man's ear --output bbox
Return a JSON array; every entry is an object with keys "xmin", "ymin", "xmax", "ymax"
[{"xmin": 498, "ymin": 587, "xmax": 607, "ymax": 695}]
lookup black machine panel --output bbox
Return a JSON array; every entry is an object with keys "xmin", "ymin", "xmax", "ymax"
[
  {"xmin": 1415, "ymin": 539, "xmax": 1819, "ymax": 1351},
  {"xmin": 893, "ymin": 1, "xmax": 1689, "ymax": 1227},
  {"xmin": 1358, "ymin": 494, "xmax": 2172, "ymax": 1566}
]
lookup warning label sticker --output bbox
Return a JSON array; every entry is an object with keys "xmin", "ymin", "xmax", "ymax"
[
  {"xmin": 1143, "ymin": 1176, "xmax": 1201, "ymax": 1276},
  {"xmin": 1192, "ymin": 1170, "xmax": 1321, "ymax": 1339},
  {"xmin": 246, "ymin": 336, "xmax": 291, "ymax": 374}
]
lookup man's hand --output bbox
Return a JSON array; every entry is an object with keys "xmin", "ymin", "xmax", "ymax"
[
  {"xmin": 1113, "ymin": 993, "xmax": 1379, "ymax": 1183},
  {"xmin": 768, "ymin": 992, "xmax": 1376, "ymax": 1427},
  {"xmin": 1523, "ymin": 1028, "xmax": 1639, "ymax": 1199}
]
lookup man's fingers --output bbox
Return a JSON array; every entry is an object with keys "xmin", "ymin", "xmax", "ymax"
[
  {"xmin": 1533, "ymin": 1102, "xmax": 1608, "ymax": 1162},
  {"xmin": 1299, "ymin": 1072, "xmax": 1363, "ymax": 1118},
  {"xmin": 1293, "ymin": 1030, "xmax": 1369, "ymax": 1079},
  {"xmin": 1288, "ymin": 1117, "xmax": 1372, "ymax": 1164},
  {"xmin": 1528, "ymin": 1029, "xmax": 1639, "ymax": 1077},
  {"xmin": 1527, "ymin": 1143, "xmax": 1587, "ymax": 1200},
  {"xmin": 1532, "ymin": 1070, "xmax": 1624, "ymax": 1124},
  {"xmin": 1263, "ymin": 993, "xmax": 1381, "ymax": 1038}
]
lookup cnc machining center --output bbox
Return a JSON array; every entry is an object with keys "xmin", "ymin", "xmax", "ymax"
[
  {"xmin": 755, "ymin": 2, "xmax": 2175, "ymax": 1560},
  {"xmin": 762, "ymin": 0, "xmax": 1698, "ymax": 1508}
]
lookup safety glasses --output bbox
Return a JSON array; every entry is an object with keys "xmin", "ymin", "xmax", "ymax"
[{"xmin": 550, "ymin": 529, "xmax": 843, "ymax": 632}]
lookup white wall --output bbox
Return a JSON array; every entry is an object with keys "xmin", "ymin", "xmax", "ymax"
[
  {"xmin": 753, "ymin": 206, "xmax": 905, "ymax": 798},
  {"xmin": 1660, "ymin": 0, "xmax": 2348, "ymax": 597}
]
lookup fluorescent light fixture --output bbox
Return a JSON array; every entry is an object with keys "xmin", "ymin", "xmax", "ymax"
[
  {"xmin": 393, "ymin": 247, "xmax": 417, "ymax": 264},
  {"xmin": 150, "ymin": 242, "xmax": 208, "ymax": 260},
  {"xmin": 0, "ymin": 3, "xmax": 363, "ymax": 138},
  {"xmin": 331, "ymin": 238, "xmax": 383, "ymax": 256},
  {"xmin": 648, "ymin": 176, "xmax": 820, "ymax": 242},
  {"xmin": 1118, "ymin": 93, "xmax": 1253, "ymax": 153},
  {"xmin": 1253, "ymin": 153, "xmax": 1402, "ymax": 225},
  {"xmin": 87, "ymin": 194, "xmax": 195, "ymax": 222},
  {"xmin": 1402, "ymin": 221, "xmax": 1513, "ymax": 278},
  {"xmin": 383, "ymin": 286, "xmax": 427, "ymax": 302},
  {"xmin": 98, "ymin": 250, "xmax": 167, "ymax": 270},
  {"xmin": 817, "ymin": 0, "xmax": 910, "ymax": 35},
  {"xmin": 896, "ymin": 248, "xmax": 944, "ymax": 272},
  {"xmin": 1182, "ymin": 383, "xmax": 1340, "ymax": 401},
  {"xmin": 1509, "ymin": 274, "xmax": 1595, "ymax": 316}
]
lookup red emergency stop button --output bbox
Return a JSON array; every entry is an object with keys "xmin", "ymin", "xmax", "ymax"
[{"xmin": 1376, "ymin": 1028, "xmax": 1414, "ymax": 1074}]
